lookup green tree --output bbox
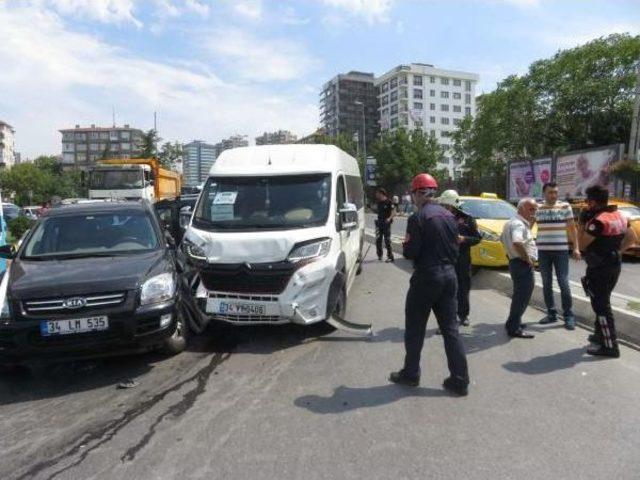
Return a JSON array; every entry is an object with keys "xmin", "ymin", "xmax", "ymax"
[
  {"xmin": 158, "ymin": 142, "xmax": 184, "ymax": 170},
  {"xmin": 370, "ymin": 128, "xmax": 446, "ymax": 193},
  {"xmin": 136, "ymin": 129, "xmax": 161, "ymax": 158}
]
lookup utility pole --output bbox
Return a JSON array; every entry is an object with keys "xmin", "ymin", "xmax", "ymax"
[{"xmin": 628, "ymin": 63, "xmax": 640, "ymax": 162}]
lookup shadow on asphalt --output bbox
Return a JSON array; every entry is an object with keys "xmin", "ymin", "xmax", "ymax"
[
  {"xmin": 294, "ymin": 383, "xmax": 451, "ymax": 414},
  {"xmin": 502, "ymin": 347, "xmax": 601, "ymax": 375}
]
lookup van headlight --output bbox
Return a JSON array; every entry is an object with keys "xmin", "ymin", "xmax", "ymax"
[
  {"xmin": 182, "ymin": 238, "xmax": 207, "ymax": 261},
  {"xmin": 288, "ymin": 239, "xmax": 331, "ymax": 263},
  {"xmin": 140, "ymin": 273, "xmax": 176, "ymax": 306}
]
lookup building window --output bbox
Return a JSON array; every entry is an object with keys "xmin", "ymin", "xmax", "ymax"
[
  {"xmin": 99, "ymin": 132, "xmax": 109, "ymax": 140},
  {"xmin": 390, "ymin": 104, "xmax": 398, "ymax": 115},
  {"xmin": 77, "ymin": 143, "xmax": 87, "ymax": 151},
  {"xmin": 414, "ymin": 120, "xmax": 423, "ymax": 128},
  {"xmin": 453, "ymin": 79, "xmax": 462, "ymax": 86},
  {"xmin": 381, "ymin": 95, "xmax": 389, "ymax": 105},
  {"xmin": 381, "ymin": 108, "xmax": 389, "ymax": 117},
  {"xmin": 63, "ymin": 143, "xmax": 74, "ymax": 152},
  {"xmin": 121, "ymin": 143, "xmax": 131, "ymax": 150},
  {"xmin": 453, "ymin": 105, "xmax": 462, "ymax": 113},
  {"xmin": 465, "ymin": 80, "xmax": 471, "ymax": 92},
  {"xmin": 390, "ymin": 77, "xmax": 398, "ymax": 89},
  {"xmin": 430, "ymin": 116, "xmax": 436, "ymax": 124},
  {"xmin": 76, "ymin": 153, "xmax": 86, "ymax": 162},
  {"xmin": 414, "ymin": 102, "xmax": 423, "ymax": 109},
  {"xmin": 413, "ymin": 75, "xmax": 423, "ymax": 86},
  {"xmin": 63, "ymin": 132, "xmax": 74, "ymax": 140},
  {"xmin": 109, "ymin": 131, "xmax": 119, "ymax": 141},
  {"xmin": 390, "ymin": 117, "xmax": 399, "ymax": 128},
  {"xmin": 430, "ymin": 130, "xmax": 436, "ymax": 137},
  {"xmin": 430, "ymin": 103, "xmax": 436, "ymax": 111},
  {"xmin": 413, "ymin": 89, "xmax": 423, "ymax": 99},
  {"xmin": 90, "ymin": 132, "xmax": 99, "ymax": 139},
  {"xmin": 441, "ymin": 130, "xmax": 449, "ymax": 137},
  {"xmin": 121, "ymin": 131, "xmax": 131, "ymax": 140},
  {"xmin": 441, "ymin": 104, "xmax": 449, "ymax": 112},
  {"xmin": 465, "ymin": 94, "xmax": 471, "ymax": 104},
  {"xmin": 75, "ymin": 133, "xmax": 85, "ymax": 140},
  {"xmin": 430, "ymin": 76, "xmax": 435, "ymax": 83},
  {"xmin": 441, "ymin": 117, "xmax": 450, "ymax": 125},
  {"xmin": 381, "ymin": 82, "xmax": 389, "ymax": 92},
  {"xmin": 441, "ymin": 78, "xmax": 449, "ymax": 85},
  {"xmin": 441, "ymin": 91, "xmax": 449, "ymax": 99},
  {"xmin": 399, "ymin": 75, "xmax": 408, "ymax": 85},
  {"xmin": 90, "ymin": 143, "xmax": 99, "ymax": 151},
  {"xmin": 430, "ymin": 89, "xmax": 436, "ymax": 97},
  {"xmin": 400, "ymin": 115, "xmax": 409, "ymax": 126},
  {"xmin": 465, "ymin": 107, "xmax": 471, "ymax": 115},
  {"xmin": 390, "ymin": 90, "xmax": 398, "ymax": 102},
  {"xmin": 453, "ymin": 92, "xmax": 461, "ymax": 100},
  {"xmin": 440, "ymin": 157, "xmax": 450, "ymax": 164}
]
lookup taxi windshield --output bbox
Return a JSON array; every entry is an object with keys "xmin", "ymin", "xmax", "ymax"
[{"xmin": 459, "ymin": 198, "xmax": 517, "ymax": 219}]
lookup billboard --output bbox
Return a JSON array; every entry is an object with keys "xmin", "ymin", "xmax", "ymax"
[
  {"xmin": 364, "ymin": 156, "xmax": 377, "ymax": 186},
  {"xmin": 507, "ymin": 157, "xmax": 553, "ymax": 201},
  {"xmin": 556, "ymin": 145, "xmax": 621, "ymax": 200}
]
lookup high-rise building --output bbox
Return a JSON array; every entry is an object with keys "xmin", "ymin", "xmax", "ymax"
[
  {"xmin": 216, "ymin": 134, "xmax": 249, "ymax": 155},
  {"xmin": 255, "ymin": 130, "xmax": 298, "ymax": 145},
  {"xmin": 59, "ymin": 124, "xmax": 144, "ymax": 170},
  {"xmin": 183, "ymin": 140, "xmax": 216, "ymax": 187},
  {"xmin": 0, "ymin": 121, "xmax": 16, "ymax": 168},
  {"xmin": 320, "ymin": 71, "xmax": 379, "ymax": 154},
  {"xmin": 375, "ymin": 63, "xmax": 479, "ymax": 178}
]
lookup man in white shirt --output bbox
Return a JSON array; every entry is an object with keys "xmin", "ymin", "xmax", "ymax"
[{"xmin": 501, "ymin": 198, "xmax": 538, "ymax": 338}]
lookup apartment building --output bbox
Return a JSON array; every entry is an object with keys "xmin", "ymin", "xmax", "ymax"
[
  {"xmin": 320, "ymin": 71, "xmax": 379, "ymax": 154},
  {"xmin": 59, "ymin": 124, "xmax": 144, "ymax": 170},
  {"xmin": 376, "ymin": 63, "xmax": 479, "ymax": 178},
  {"xmin": 255, "ymin": 130, "xmax": 297, "ymax": 145},
  {"xmin": 0, "ymin": 121, "xmax": 16, "ymax": 168},
  {"xmin": 183, "ymin": 140, "xmax": 217, "ymax": 187}
]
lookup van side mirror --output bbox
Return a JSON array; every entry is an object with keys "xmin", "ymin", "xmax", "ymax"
[
  {"xmin": 0, "ymin": 244, "xmax": 15, "ymax": 259},
  {"xmin": 339, "ymin": 203, "xmax": 358, "ymax": 231}
]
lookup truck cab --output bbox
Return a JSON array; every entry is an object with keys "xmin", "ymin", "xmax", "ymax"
[{"xmin": 89, "ymin": 164, "xmax": 154, "ymax": 201}]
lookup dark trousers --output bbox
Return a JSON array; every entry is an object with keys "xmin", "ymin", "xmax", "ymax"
[
  {"xmin": 375, "ymin": 220, "xmax": 394, "ymax": 260},
  {"xmin": 403, "ymin": 265, "xmax": 469, "ymax": 384},
  {"xmin": 585, "ymin": 264, "xmax": 621, "ymax": 349},
  {"xmin": 456, "ymin": 250, "xmax": 472, "ymax": 319},
  {"xmin": 538, "ymin": 250, "xmax": 573, "ymax": 319},
  {"xmin": 506, "ymin": 259, "xmax": 534, "ymax": 334}
]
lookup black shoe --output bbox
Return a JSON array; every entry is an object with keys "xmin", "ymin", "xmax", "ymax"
[
  {"xmin": 443, "ymin": 377, "xmax": 468, "ymax": 396},
  {"xmin": 539, "ymin": 316, "xmax": 558, "ymax": 325},
  {"xmin": 389, "ymin": 370, "xmax": 419, "ymax": 387},
  {"xmin": 588, "ymin": 334, "xmax": 603, "ymax": 344},
  {"xmin": 587, "ymin": 345, "xmax": 620, "ymax": 358},
  {"xmin": 385, "ymin": 257, "xmax": 395, "ymax": 263},
  {"xmin": 378, "ymin": 256, "xmax": 383, "ymax": 261},
  {"xmin": 508, "ymin": 329, "xmax": 535, "ymax": 339},
  {"xmin": 459, "ymin": 317, "xmax": 470, "ymax": 327}
]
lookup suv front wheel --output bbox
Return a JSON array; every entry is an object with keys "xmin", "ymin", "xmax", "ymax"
[{"xmin": 161, "ymin": 309, "xmax": 189, "ymax": 355}]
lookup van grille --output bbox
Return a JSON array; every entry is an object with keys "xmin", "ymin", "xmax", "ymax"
[{"xmin": 199, "ymin": 263, "xmax": 295, "ymax": 295}]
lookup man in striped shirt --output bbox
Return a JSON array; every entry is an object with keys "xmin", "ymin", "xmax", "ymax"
[{"xmin": 536, "ymin": 182, "xmax": 581, "ymax": 330}]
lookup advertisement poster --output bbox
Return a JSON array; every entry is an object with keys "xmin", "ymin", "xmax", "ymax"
[
  {"xmin": 556, "ymin": 145, "xmax": 620, "ymax": 200},
  {"xmin": 508, "ymin": 157, "xmax": 553, "ymax": 201}
]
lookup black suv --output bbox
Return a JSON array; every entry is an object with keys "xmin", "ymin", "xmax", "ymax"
[{"xmin": 0, "ymin": 201, "xmax": 189, "ymax": 364}]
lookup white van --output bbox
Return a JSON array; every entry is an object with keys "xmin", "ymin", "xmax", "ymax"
[{"xmin": 182, "ymin": 144, "xmax": 365, "ymax": 328}]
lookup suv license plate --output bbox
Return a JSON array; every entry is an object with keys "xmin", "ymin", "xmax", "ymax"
[{"xmin": 40, "ymin": 316, "xmax": 109, "ymax": 337}]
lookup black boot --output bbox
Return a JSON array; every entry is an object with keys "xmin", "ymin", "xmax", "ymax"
[
  {"xmin": 389, "ymin": 370, "xmax": 419, "ymax": 387},
  {"xmin": 443, "ymin": 377, "xmax": 468, "ymax": 396},
  {"xmin": 586, "ymin": 345, "xmax": 620, "ymax": 358}
]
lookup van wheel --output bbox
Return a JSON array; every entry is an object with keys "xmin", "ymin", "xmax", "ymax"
[
  {"xmin": 161, "ymin": 310, "xmax": 189, "ymax": 355},
  {"xmin": 322, "ymin": 286, "xmax": 347, "ymax": 332}
]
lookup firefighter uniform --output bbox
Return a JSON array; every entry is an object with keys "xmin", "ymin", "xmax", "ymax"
[
  {"xmin": 389, "ymin": 174, "xmax": 469, "ymax": 395},
  {"xmin": 582, "ymin": 205, "xmax": 629, "ymax": 356}
]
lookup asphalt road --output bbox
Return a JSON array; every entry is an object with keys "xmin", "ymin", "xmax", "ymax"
[
  {"xmin": 2, "ymin": 246, "xmax": 640, "ymax": 479},
  {"xmin": 366, "ymin": 212, "xmax": 640, "ymax": 300}
]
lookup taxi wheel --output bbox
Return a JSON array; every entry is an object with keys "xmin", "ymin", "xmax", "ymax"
[{"xmin": 161, "ymin": 310, "xmax": 189, "ymax": 355}]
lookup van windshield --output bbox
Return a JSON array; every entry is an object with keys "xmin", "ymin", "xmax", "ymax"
[{"xmin": 193, "ymin": 175, "xmax": 332, "ymax": 231}]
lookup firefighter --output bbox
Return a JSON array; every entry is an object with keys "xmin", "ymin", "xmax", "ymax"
[
  {"xmin": 389, "ymin": 173, "xmax": 469, "ymax": 396},
  {"xmin": 578, "ymin": 185, "xmax": 638, "ymax": 358}
]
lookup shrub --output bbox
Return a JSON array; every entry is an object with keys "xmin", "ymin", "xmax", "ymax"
[{"xmin": 7, "ymin": 216, "xmax": 35, "ymax": 241}]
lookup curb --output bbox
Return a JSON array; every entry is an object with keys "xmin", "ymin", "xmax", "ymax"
[{"xmin": 364, "ymin": 231, "xmax": 640, "ymax": 349}]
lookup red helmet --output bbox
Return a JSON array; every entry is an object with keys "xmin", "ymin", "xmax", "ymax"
[{"xmin": 411, "ymin": 173, "xmax": 438, "ymax": 192}]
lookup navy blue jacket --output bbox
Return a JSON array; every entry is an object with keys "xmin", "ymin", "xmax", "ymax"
[{"xmin": 403, "ymin": 202, "xmax": 459, "ymax": 269}]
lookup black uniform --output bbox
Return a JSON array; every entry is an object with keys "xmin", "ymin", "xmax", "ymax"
[
  {"xmin": 582, "ymin": 206, "xmax": 628, "ymax": 352},
  {"xmin": 376, "ymin": 199, "xmax": 394, "ymax": 261},
  {"xmin": 452, "ymin": 208, "xmax": 481, "ymax": 321},
  {"xmin": 401, "ymin": 202, "xmax": 469, "ymax": 385}
]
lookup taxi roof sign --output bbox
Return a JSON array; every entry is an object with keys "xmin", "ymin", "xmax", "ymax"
[{"xmin": 480, "ymin": 192, "xmax": 498, "ymax": 199}]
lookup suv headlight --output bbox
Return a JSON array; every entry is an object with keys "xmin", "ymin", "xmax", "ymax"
[
  {"xmin": 140, "ymin": 273, "xmax": 176, "ymax": 306},
  {"xmin": 288, "ymin": 238, "xmax": 331, "ymax": 263},
  {"xmin": 182, "ymin": 238, "xmax": 207, "ymax": 261}
]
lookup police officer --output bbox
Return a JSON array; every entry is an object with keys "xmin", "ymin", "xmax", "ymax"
[
  {"xmin": 438, "ymin": 189, "xmax": 481, "ymax": 327},
  {"xmin": 374, "ymin": 187, "xmax": 395, "ymax": 262},
  {"xmin": 578, "ymin": 185, "xmax": 638, "ymax": 358},
  {"xmin": 389, "ymin": 173, "xmax": 469, "ymax": 396}
]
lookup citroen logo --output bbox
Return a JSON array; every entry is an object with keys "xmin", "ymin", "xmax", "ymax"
[
  {"xmin": 244, "ymin": 262, "xmax": 253, "ymax": 270},
  {"xmin": 63, "ymin": 297, "xmax": 87, "ymax": 309}
]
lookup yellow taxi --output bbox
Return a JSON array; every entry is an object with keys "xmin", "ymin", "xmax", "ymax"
[
  {"xmin": 457, "ymin": 193, "xmax": 536, "ymax": 267},
  {"xmin": 570, "ymin": 199, "xmax": 640, "ymax": 257}
]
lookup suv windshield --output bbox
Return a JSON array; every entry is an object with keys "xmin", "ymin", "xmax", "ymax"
[
  {"xmin": 459, "ymin": 199, "xmax": 517, "ymax": 219},
  {"xmin": 22, "ymin": 212, "xmax": 159, "ymax": 259},
  {"xmin": 193, "ymin": 174, "xmax": 332, "ymax": 231},
  {"xmin": 91, "ymin": 170, "xmax": 144, "ymax": 189}
]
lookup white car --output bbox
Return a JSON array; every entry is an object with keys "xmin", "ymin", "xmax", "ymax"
[{"xmin": 182, "ymin": 144, "xmax": 366, "ymax": 330}]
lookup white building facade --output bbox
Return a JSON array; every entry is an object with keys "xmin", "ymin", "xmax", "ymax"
[
  {"xmin": 375, "ymin": 64, "xmax": 479, "ymax": 178},
  {"xmin": 0, "ymin": 121, "xmax": 16, "ymax": 168}
]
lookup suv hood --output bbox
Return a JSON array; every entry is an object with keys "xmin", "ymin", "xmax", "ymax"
[
  {"xmin": 185, "ymin": 226, "xmax": 330, "ymax": 264},
  {"xmin": 9, "ymin": 251, "xmax": 168, "ymax": 300}
]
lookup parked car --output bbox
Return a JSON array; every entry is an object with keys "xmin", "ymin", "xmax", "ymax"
[
  {"xmin": 22, "ymin": 206, "xmax": 42, "ymax": 220},
  {"xmin": 0, "ymin": 200, "xmax": 189, "ymax": 365},
  {"xmin": 2, "ymin": 203, "xmax": 22, "ymax": 222},
  {"xmin": 182, "ymin": 144, "xmax": 366, "ymax": 330}
]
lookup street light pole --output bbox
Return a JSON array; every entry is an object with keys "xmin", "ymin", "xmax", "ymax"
[{"xmin": 355, "ymin": 100, "xmax": 366, "ymax": 160}]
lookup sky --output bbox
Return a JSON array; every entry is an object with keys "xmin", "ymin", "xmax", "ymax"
[{"xmin": 1, "ymin": 0, "xmax": 639, "ymax": 158}]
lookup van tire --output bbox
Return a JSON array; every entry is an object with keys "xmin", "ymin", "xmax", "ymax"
[
  {"xmin": 322, "ymin": 286, "xmax": 347, "ymax": 332},
  {"xmin": 161, "ymin": 310, "xmax": 189, "ymax": 355}
]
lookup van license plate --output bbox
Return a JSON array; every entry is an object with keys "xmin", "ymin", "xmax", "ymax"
[
  {"xmin": 40, "ymin": 316, "xmax": 109, "ymax": 336},
  {"xmin": 212, "ymin": 301, "xmax": 266, "ymax": 316}
]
